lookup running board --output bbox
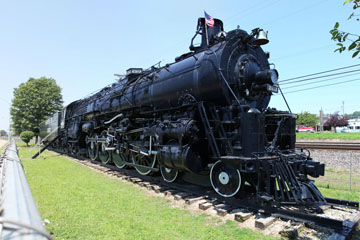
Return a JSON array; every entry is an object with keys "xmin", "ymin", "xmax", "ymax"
[{"xmin": 32, "ymin": 136, "xmax": 60, "ymax": 159}]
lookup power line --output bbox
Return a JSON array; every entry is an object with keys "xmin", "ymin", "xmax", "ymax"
[
  {"xmin": 261, "ymin": 0, "xmax": 327, "ymax": 28},
  {"xmin": 224, "ymin": 0, "xmax": 281, "ymax": 27},
  {"xmin": 282, "ymin": 72, "xmax": 360, "ymax": 90},
  {"xmin": 279, "ymin": 63, "xmax": 360, "ymax": 83},
  {"xmin": 281, "ymin": 77, "xmax": 360, "ymax": 94},
  {"xmin": 280, "ymin": 68, "xmax": 360, "ymax": 85},
  {"xmin": 271, "ymin": 44, "xmax": 333, "ymax": 61}
]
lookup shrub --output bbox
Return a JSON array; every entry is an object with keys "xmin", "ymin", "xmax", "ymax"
[{"xmin": 20, "ymin": 131, "xmax": 35, "ymax": 146}]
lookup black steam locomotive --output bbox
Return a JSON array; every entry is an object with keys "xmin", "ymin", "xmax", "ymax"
[{"xmin": 39, "ymin": 18, "xmax": 325, "ymax": 206}]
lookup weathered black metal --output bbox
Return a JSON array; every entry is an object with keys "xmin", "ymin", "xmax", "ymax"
[
  {"xmin": 31, "ymin": 135, "xmax": 60, "ymax": 159},
  {"xmin": 325, "ymin": 197, "xmax": 359, "ymax": 208},
  {"xmin": 36, "ymin": 17, "xmax": 342, "ymax": 208}
]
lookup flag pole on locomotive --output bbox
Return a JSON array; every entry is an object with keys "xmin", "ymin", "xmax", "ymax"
[{"xmin": 204, "ymin": 11, "xmax": 214, "ymax": 46}]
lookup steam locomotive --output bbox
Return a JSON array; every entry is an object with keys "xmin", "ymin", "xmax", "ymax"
[{"xmin": 39, "ymin": 17, "xmax": 325, "ymax": 206}]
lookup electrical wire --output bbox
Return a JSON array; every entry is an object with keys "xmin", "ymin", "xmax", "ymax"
[
  {"xmin": 280, "ymin": 69, "xmax": 360, "ymax": 85},
  {"xmin": 224, "ymin": 0, "xmax": 281, "ymax": 27},
  {"xmin": 281, "ymin": 77, "xmax": 360, "ymax": 94},
  {"xmin": 281, "ymin": 72, "xmax": 360, "ymax": 89},
  {"xmin": 271, "ymin": 44, "xmax": 334, "ymax": 61},
  {"xmin": 279, "ymin": 63, "xmax": 360, "ymax": 83},
  {"xmin": 261, "ymin": 0, "xmax": 327, "ymax": 27}
]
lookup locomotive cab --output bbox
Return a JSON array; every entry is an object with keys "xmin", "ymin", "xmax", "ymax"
[{"xmin": 189, "ymin": 17, "xmax": 224, "ymax": 51}]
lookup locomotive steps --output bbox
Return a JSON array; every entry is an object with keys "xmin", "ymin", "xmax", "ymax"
[{"xmin": 61, "ymin": 152, "xmax": 360, "ymax": 240}]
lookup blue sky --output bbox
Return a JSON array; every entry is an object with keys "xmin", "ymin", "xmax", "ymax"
[{"xmin": 0, "ymin": 0, "xmax": 359, "ymax": 132}]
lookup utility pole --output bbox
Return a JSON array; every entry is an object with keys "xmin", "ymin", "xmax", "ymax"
[
  {"xmin": 319, "ymin": 109, "xmax": 324, "ymax": 133},
  {"xmin": 342, "ymin": 101, "xmax": 345, "ymax": 116}
]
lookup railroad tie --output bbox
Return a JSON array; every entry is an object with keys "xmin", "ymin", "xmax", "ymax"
[
  {"xmin": 233, "ymin": 209, "xmax": 252, "ymax": 222},
  {"xmin": 214, "ymin": 203, "xmax": 234, "ymax": 217},
  {"xmin": 199, "ymin": 201, "xmax": 213, "ymax": 211},
  {"xmin": 173, "ymin": 192, "xmax": 192, "ymax": 201},
  {"xmin": 184, "ymin": 196, "xmax": 205, "ymax": 205},
  {"xmin": 255, "ymin": 216, "xmax": 276, "ymax": 230}
]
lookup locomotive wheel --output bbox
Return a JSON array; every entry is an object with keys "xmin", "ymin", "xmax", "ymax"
[
  {"xmin": 112, "ymin": 149, "xmax": 126, "ymax": 169},
  {"xmin": 87, "ymin": 134, "xmax": 98, "ymax": 161},
  {"xmin": 98, "ymin": 131, "xmax": 110, "ymax": 164},
  {"xmin": 66, "ymin": 143, "xmax": 73, "ymax": 154},
  {"xmin": 88, "ymin": 141, "xmax": 98, "ymax": 161},
  {"xmin": 160, "ymin": 166, "xmax": 179, "ymax": 183},
  {"xmin": 71, "ymin": 144, "xmax": 79, "ymax": 156},
  {"xmin": 210, "ymin": 160, "xmax": 242, "ymax": 198},
  {"xmin": 131, "ymin": 153, "xmax": 156, "ymax": 175},
  {"xmin": 98, "ymin": 143, "xmax": 110, "ymax": 164}
]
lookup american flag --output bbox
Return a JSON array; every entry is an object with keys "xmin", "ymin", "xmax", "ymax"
[{"xmin": 204, "ymin": 11, "xmax": 214, "ymax": 28}]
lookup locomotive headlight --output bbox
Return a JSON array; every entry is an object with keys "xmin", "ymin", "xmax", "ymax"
[
  {"xmin": 255, "ymin": 69, "xmax": 278, "ymax": 85},
  {"xmin": 270, "ymin": 69, "xmax": 278, "ymax": 84}
]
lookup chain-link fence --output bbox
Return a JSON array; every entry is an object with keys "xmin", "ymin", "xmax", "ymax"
[{"xmin": 310, "ymin": 150, "xmax": 360, "ymax": 191}]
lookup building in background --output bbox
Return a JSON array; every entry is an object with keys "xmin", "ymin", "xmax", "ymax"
[{"xmin": 348, "ymin": 118, "xmax": 360, "ymax": 132}]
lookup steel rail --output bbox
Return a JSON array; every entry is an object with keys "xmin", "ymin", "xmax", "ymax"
[{"xmin": 295, "ymin": 142, "xmax": 360, "ymax": 150}]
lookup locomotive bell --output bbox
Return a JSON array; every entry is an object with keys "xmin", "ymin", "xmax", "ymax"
[{"xmin": 253, "ymin": 30, "xmax": 269, "ymax": 46}]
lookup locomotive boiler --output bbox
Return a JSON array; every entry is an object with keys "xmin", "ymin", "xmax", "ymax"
[{"xmin": 39, "ymin": 17, "xmax": 325, "ymax": 206}]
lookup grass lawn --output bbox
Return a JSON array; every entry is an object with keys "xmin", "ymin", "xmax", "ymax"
[
  {"xmin": 20, "ymin": 147, "xmax": 275, "ymax": 240},
  {"xmin": 312, "ymin": 168, "xmax": 360, "ymax": 202},
  {"xmin": 296, "ymin": 131, "xmax": 360, "ymax": 140}
]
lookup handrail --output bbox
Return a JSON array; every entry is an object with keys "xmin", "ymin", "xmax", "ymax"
[
  {"xmin": 30, "ymin": 126, "xmax": 59, "ymax": 158},
  {"xmin": 0, "ymin": 138, "xmax": 52, "ymax": 239}
]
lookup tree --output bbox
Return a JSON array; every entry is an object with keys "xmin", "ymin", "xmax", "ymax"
[
  {"xmin": 349, "ymin": 111, "xmax": 360, "ymax": 119},
  {"xmin": 10, "ymin": 77, "xmax": 63, "ymax": 138},
  {"xmin": 324, "ymin": 111, "xmax": 349, "ymax": 129},
  {"xmin": 330, "ymin": 0, "xmax": 360, "ymax": 58},
  {"xmin": 20, "ymin": 131, "xmax": 34, "ymax": 146},
  {"xmin": 296, "ymin": 111, "xmax": 318, "ymax": 127},
  {"xmin": 0, "ymin": 130, "xmax": 7, "ymax": 136}
]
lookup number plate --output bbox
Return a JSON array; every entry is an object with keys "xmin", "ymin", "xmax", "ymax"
[{"xmin": 267, "ymin": 85, "xmax": 278, "ymax": 93}]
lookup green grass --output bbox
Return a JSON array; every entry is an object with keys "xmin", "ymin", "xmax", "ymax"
[
  {"xmin": 312, "ymin": 168, "xmax": 360, "ymax": 201},
  {"xmin": 296, "ymin": 131, "xmax": 360, "ymax": 140},
  {"xmin": 17, "ymin": 145, "xmax": 360, "ymax": 239},
  {"xmin": 20, "ymin": 148, "xmax": 275, "ymax": 240}
]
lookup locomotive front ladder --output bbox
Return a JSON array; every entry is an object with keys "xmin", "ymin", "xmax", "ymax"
[
  {"xmin": 207, "ymin": 106, "xmax": 233, "ymax": 155},
  {"xmin": 197, "ymin": 102, "xmax": 221, "ymax": 159},
  {"xmin": 197, "ymin": 102, "xmax": 233, "ymax": 159}
]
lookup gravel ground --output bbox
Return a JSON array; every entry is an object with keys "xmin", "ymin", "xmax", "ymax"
[{"xmin": 309, "ymin": 149, "xmax": 360, "ymax": 172}]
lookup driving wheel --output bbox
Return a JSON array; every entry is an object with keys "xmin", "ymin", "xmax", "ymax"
[
  {"xmin": 112, "ymin": 149, "xmax": 127, "ymax": 169},
  {"xmin": 160, "ymin": 166, "xmax": 179, "ymax": 183},
  {"xmin": 98, "ymin": 131, "xmax": 110, "ymax": 164},
  {"xmin": 131, "ymin": 153, "xmax": 156, "ymax": 176},
  {"xmin": 210, "ymin": 160, "xmax": 242, "ymax": 197}
]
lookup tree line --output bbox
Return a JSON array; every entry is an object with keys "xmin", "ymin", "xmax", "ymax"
[{"xmin": 296, "ymin": 111, "xmax": 358, "ymax": 128}]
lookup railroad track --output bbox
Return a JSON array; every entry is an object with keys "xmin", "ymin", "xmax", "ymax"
[
  {"xmin": 296, "ymin": 142, "xmax": 360, "ymax": 150},
  {"xmin": 52, "ymin": 150, "xmax": 360, "ymax": 240}
]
